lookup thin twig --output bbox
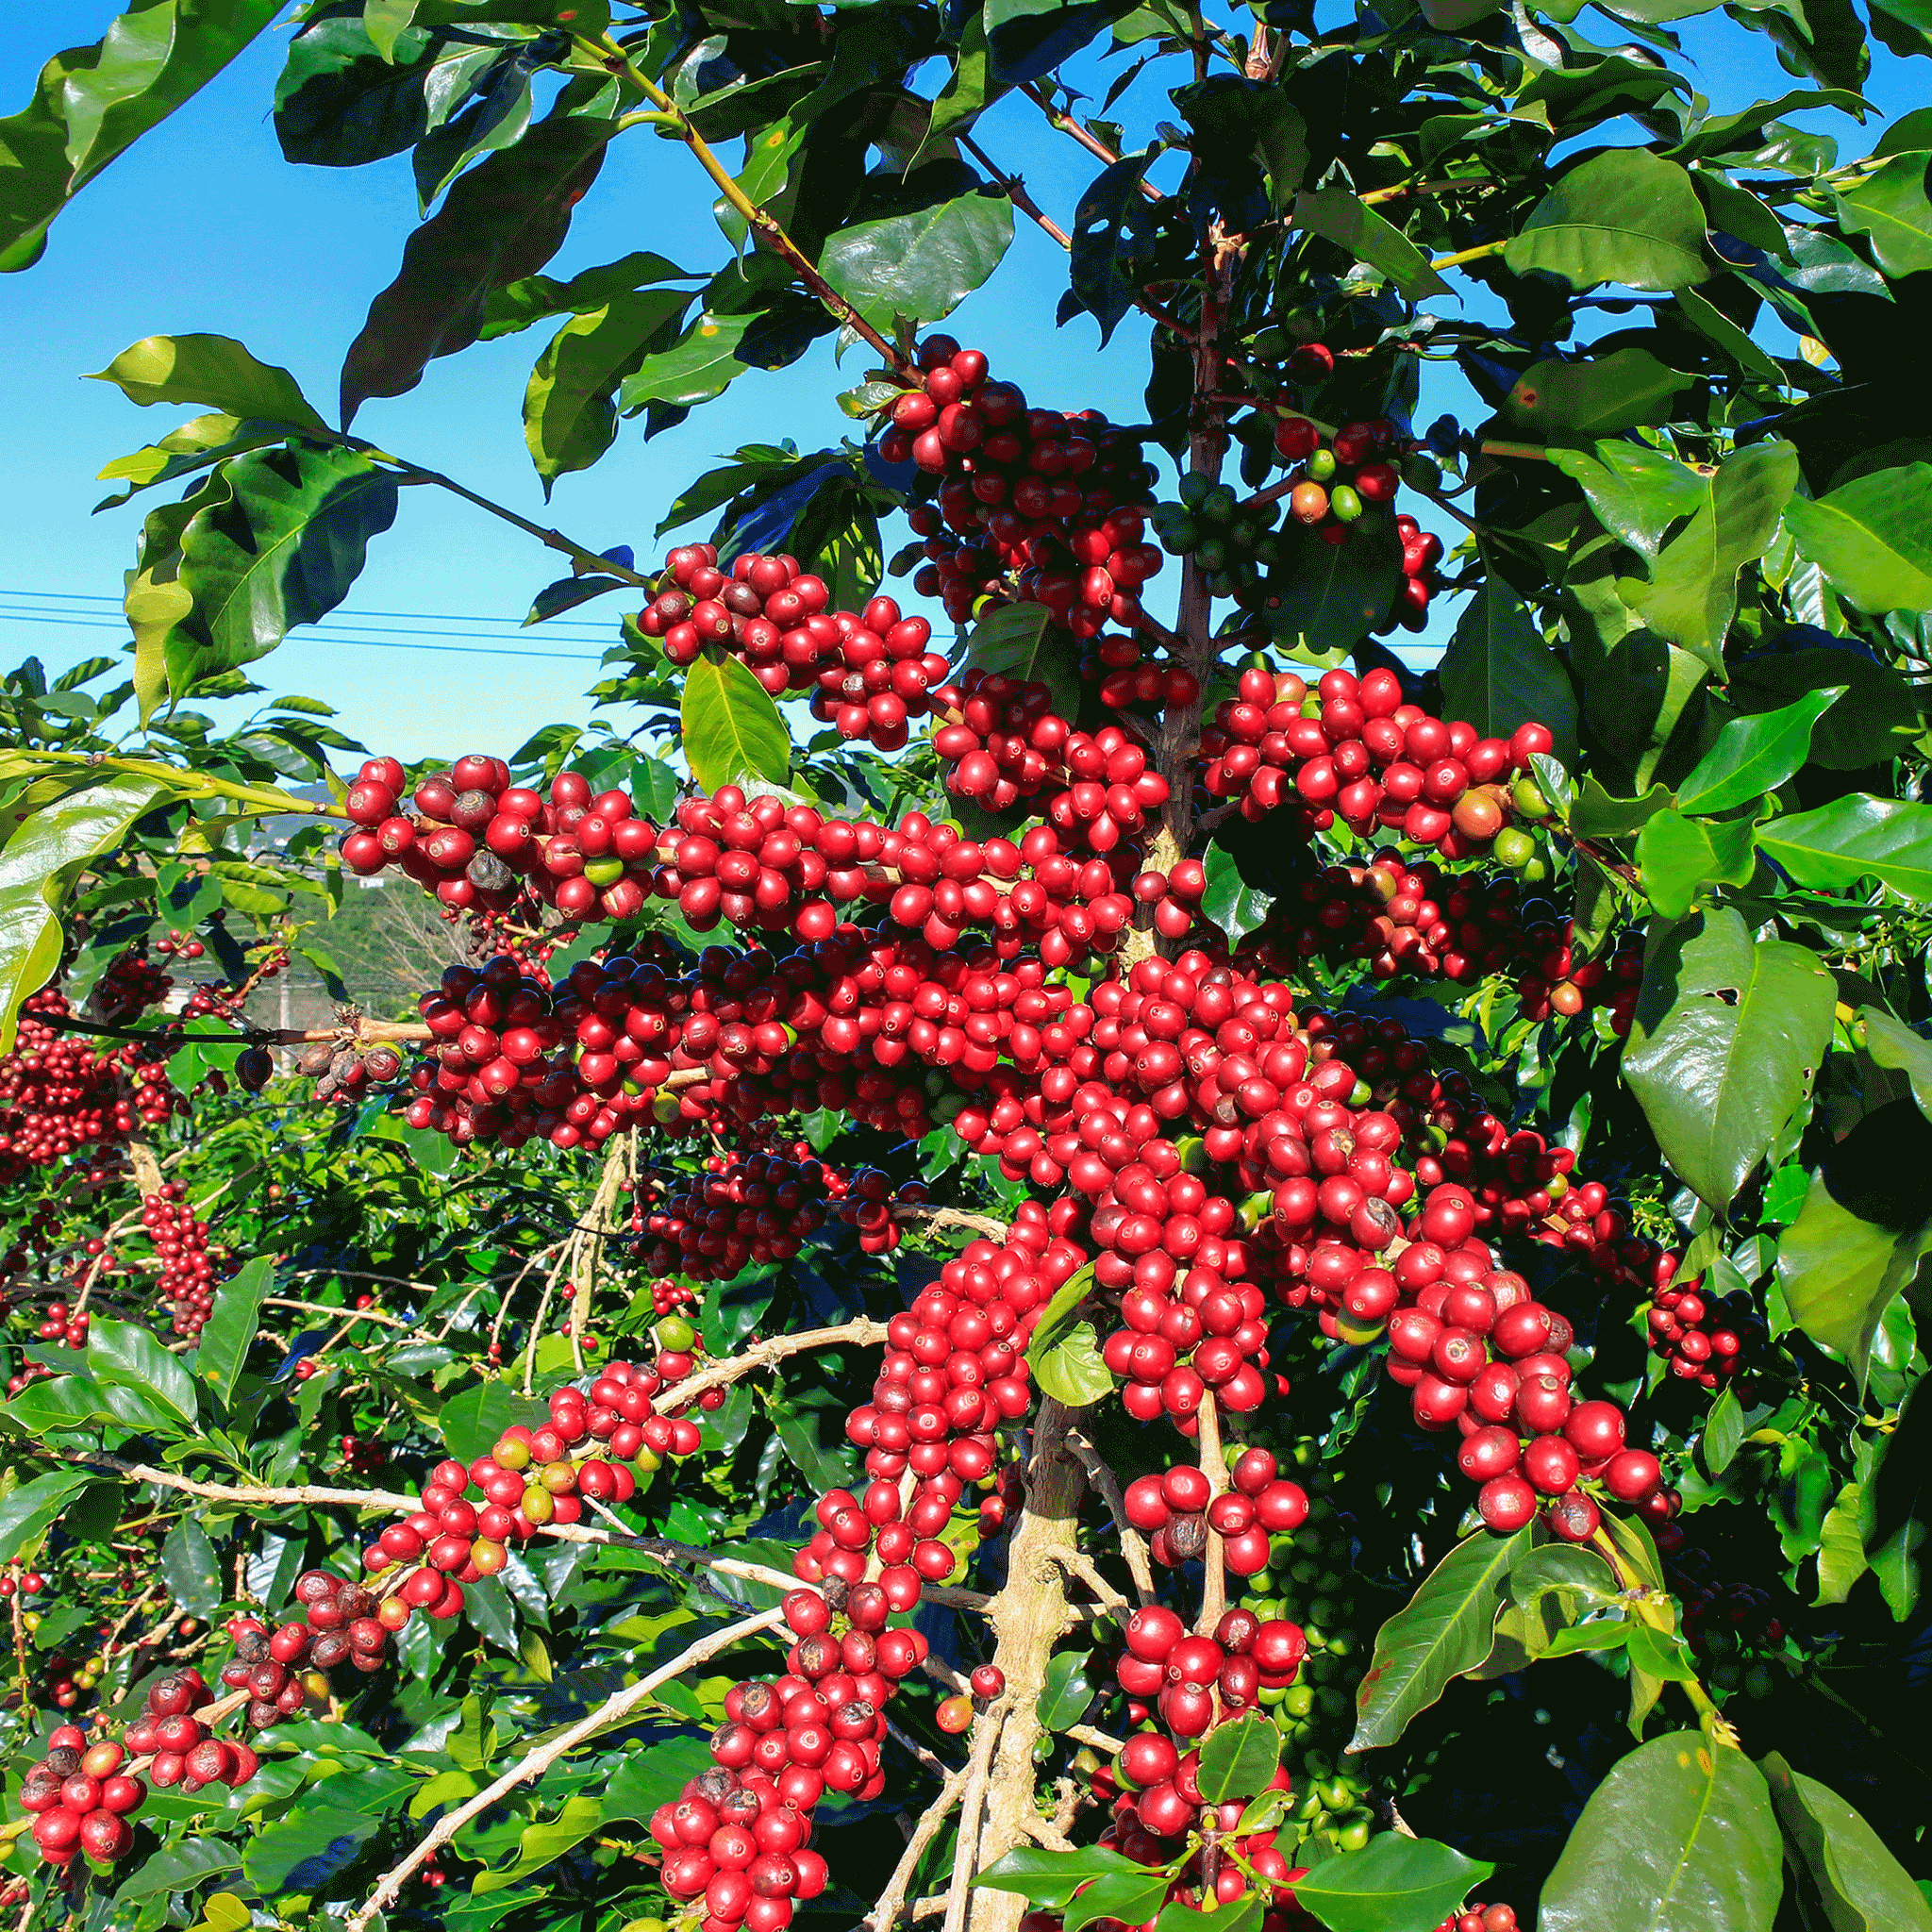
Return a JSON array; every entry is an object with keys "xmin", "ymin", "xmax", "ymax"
[
  {"xmin": 863, "ymin": 1757, "xmax": 972, "ymax": 1932},
  {"xmin": 1066, "ymin": 1428, "xmax": 1157, "ymax": 1604},
  {"xmin": 941, "ymin": 1690, "xmax": 1012, "ymax": 1932},
  {"xmin": 346, "ymin": 1605, "xmax": 790, "ymax": 1931}
]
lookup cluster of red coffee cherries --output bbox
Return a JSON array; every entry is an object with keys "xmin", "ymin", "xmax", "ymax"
[
  {"xmin": 218, "ymin": 1574, "xmax": 403, "ymax": 1723},
  {"xmin": 634, "ymin": 543, "xmax": 952, "ymax": 750},
  {"xmin": 0, "ymin": 991, "xmax": 159, "ymax": 1183},
  {"xmin": 638, "ymin": 1146, "xmax": 844, "ymax": 1280},
  {"xmin": 22, "ymin": 1722, "xmax": 152, "ymax": 1868},
  {"xmin": 878, "ymin": 334, "xmax": 1162, "ymax": 635},
  {"xmin": 1647, "ymin": 1270, "xmax": 1759, "ymax": 1389},
  {"xmin": 338, "ymin": 753, "xmax": 660, "ymax": 924},
  {"xmin": 139, "ymin": 1182, "xmax": 231, "ymax": 1339},
  {"xmin": 1121, "ymin": 1450, "xmax": 1309, "ymax": 1579},
  {"xmin": 1200, "ymin": 666, "xmax": 1553, "ymax": 855}
]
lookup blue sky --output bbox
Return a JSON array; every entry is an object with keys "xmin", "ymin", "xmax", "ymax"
[{"xmin": 0, "ymin": 3, "xmax": 1916, "ymax": 764}]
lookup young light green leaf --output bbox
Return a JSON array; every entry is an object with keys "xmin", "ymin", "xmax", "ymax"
[
  {"xmin": 1635, "ymin": 809, "xmax": 1758, "ymax": 919},
  {"xmin": 87, "ymin": 333, "xmax": 325, "ymax": 430},
  {"xmin": 681, "ymin": 651, "xmax": 791, "ymax": 793},
  {"xmin": 1195, "ymin": 1712, "xmax": 1280, "ymax": 1801}
]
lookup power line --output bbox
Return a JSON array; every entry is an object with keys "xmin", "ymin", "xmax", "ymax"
[{"xmin": 0, "ymin": 587, "xmax": 621, "ymax": 630}]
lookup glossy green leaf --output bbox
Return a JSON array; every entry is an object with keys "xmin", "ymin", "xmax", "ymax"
[
  {"xmin": 1858, "ymin": 1378, "xmax": 1927, "ymax": 1618},
  {"xmin": 1814, "ymin": 1482, "xmax": 1870, "ymax": 1606},
  {"xmin": 475, "ymin": 1792, "xmax": 604, "ymax": 1893},
  {"xmin": 1440, "ymin": 579, "xmax": 1579, "ymax": 766},
  {"xmin": 1503, "ymin": 349, "xmax": 1694, "ymax": 443},
  {"xmin": 194, "ymin": 1254, "xmax": 274, "ymax": 1407},
  {"xmin": 819, "ymin": 169, "xmax": 1014, "ymax": 332},
  {"xmin": 87, "ymin": 332, "xmax": 325, "ymax": 430},
  {"xmin": 1730, "ymin": 650, "xmax": 1921, "ymax": 771},
  {"xmin": 0, "ymin": 1, "xmax": 282, "ymax": 272},
  {"xmin": 1200, "ymin": 843, "xmax": 1274, "ymax": 945},
  {"xmin": 1619, "ymin": 441, "xmax": 1799, "ymax": 674},
  {"xmin": 1835, "ymin": 153, "xmax": 1932, "ymax": 275},
  {"xmin": 112, "ymin": 1840, "xmax": 242, "ymax": 1905},
  {"xmin": 1549, "ymin": 442, "xmax": 1707, "ymax": 559},
  {"xmin": 1675, "ymin": 687, "xmax": 1842, "ymax": 813},
  {"xmin": 1625, "ymin": 907, "xmax": 1835, "ymax": 1209},
  {"xmin": 341, "ymin": 106, "xmax": 614, "ymax": 421},
  {"xmin": 912, "ymin": 8, "xmax": 994, "ymax": 168},
  {"xmin": 1030, "ymin": 1321, "xmax": 1112, "ymax": 1407},
  {"xmin": 1704, "ymin": 1385, "xmax": 1746, "ymax": 1473},
  {"xmin": 1037, "ymin": 1647, "xmax": 1096, "ymax": 1731},
  {"xmin": 91, "ymin": 1316, "xmax": 202, "ymax": 1425},
  {"xmin": 1291, "ymin": 1832, "xmax": 1492, "ymax": 1932},
  {"xmin": 1858, "ymin": 1008, "xmax": 1932, "ymax": 1121},
  {"xmin": 983, "ymin": 0, "xmax": 1138, "ymax": 85},
  {"xmin": 1507, "ymin": 1542, "xmax": 1619, "ymax": 1608},
  {"xmin": 1570, "ymin": 776, "xmax": 1675, "ymax": 839},
  {"xmin": 1777, "ymin": 1171, "xmax": 1932, "ymax": 1391},
  {"xmin": 160, "ymin": 1518, "xmax": 224, "ymax": 1619},
  {"xmin": 1265, "ymin": 516, "xmax": 1406, "ymax": 659},
  {"xmin": 1504, "ymin": 150, "xmax": 1710, "ymax": 291},
  {"xmin": 1761, "ymin": 1754, "xmax": 1932, "ymax": 1932},
  {"xmin": 0, "ymin": 1470, "xmax": 100, "ymax": 1564},
  {"xmin": 618, "ymin": 309, "xmax": 760, "ymax": 411},
  {"xmin": 681, "ymin": 651, "xmax": 791, "ymax": 792},
  {"xmin": 976, "ymin": 1844, "xmax": 1150, "ymax": 1908},
  {"xmin": 1195, "ymin": 1713, "xmax": 1280, "ymax": 1801},
  {"xmin": 1349, "ymin": 1527, "xmax": 1529, "ymax": 1753},
  {"xmin": 1783, "ymin": 465, "xmax": 1932, "ymax": 614},
  {"xmin": 1636, "ymin": 809, "xmax": 1758, "ymax": 918},
  {"xmin": 1541, "ymin": 1731, "xmax": 1781, "ymax": 1932},
  {"xmin": 484, "ymin": 250, "xmax": 691, "ymax": 340},
  {"xmin": 158, "ymin": 443, "xmax": 398, "ymax": 691},
  {"xmin": 1294, "ymin": 186, "xmax": 1448, "ymax": 297},
  {"xmin": 524, "ymin": 289, "xmax": 691, "ymax": 488},
  {"xmin": 961, "ymin": 601, "xmax": 1078, "ymax": 721},
  {"xmin": 1757, "ymin": 795, "xmax": 1932, "ymax": 899},
  {"xmin": 0, "ymin": 775, "xmax": 172, "ymax": 1053},
  {"xmin": 1068, "ymin": 150, "xmax": 1158, "ymax": 345}
]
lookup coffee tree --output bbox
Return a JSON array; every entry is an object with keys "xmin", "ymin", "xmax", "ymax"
[{"xmin": 2, "ymin": 2, "xmax": 1930, "ymax": 1930}]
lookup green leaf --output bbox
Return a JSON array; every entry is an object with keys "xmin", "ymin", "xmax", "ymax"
[
  {"xmin": 1507, "ymin": 1542, "xmax": 1619, "ymax": 1609},
  {"xmin": 1858, "ymin": 1008, "xmax": 1932, "ymax": 1121},
  {"xmin": 1814, "ymin": 1483, "xmax": 1870, "ymax": 1606},
  {"xmin": 975, "ymin": 1844, "xmax": 1146, "ymax": 1902},
  {"xmin": 1067, "ymin": 1873, "xmax": 1178, "ymax": 1932},
  {"xmin": 1200, "ymin": 843, "xmax": 1274, "ymax": 946},
  {"xmin": 1619, "ymin": 441, "xmax": 1800, "ymax": 674},
  {"xmin": 0, "ymin": 1470, "xmax": 99, "ymax": 1564},
  {"xmin": 1777, "ymin": 1172, "xmax": 1932, "ymax": 1391},
  {"xmin": 243, "ymin": 1795, "xmax": 388, "ymax": 1895},
  {"xmin": 1624, "ymin": 907, "xmax": 1835, "ymax": 1209},
  {"xmin": 0, "ymin": 1, "xmax": 283, "ymax": 273},
  {"xmin": 681, "ymin": 651, "xmax": 791, "ymax": 792},
  {"xmin": 1549, "ymin": 441, "xmax": 1707, "ymax": 560},
  {"xmin": 160, "ymin": 1518, "xmax": 224, "ymax": 1620},
  {"xmin": 1859, "ymin": 1377, "xmax": 1927, "ymax": 1619},
  {"xmin": 0, "ymin": 774, "xmax": 171, "ymax": 1052},
  {"xmin": 1439, "ymin": 579, "xmax": 1579, "ymax": 766},
  {"xmin": 1757, "ymin": 794, "xmax": 1932, "ymax": 899},
  {"xmin": 524, "ymin": 289, "xmax": 691, "ymax": 488},
  {"xmin": 484, "ymin": 249, "xmax": 691, "ymax": 341},
  {"xmin": 1675, "ymin": 687, "xmax": 1843, "ymax": 813},
  {"xmin": 983, "ymin": 0, "xmax": 1138, "ymax": 85},
  {"xmin": 1703, "ymin": 1385, "xmax": 1745, "ymax": 1474},
  {"xmin": 1635, "ymin": 809, "xmax": 1759, "ymax": 919},
  {"xmin": 1024, "ymin": 1263, "xmax": 1096, "ymax": 1364},
  {"xmin": 113, "ymin": 1840, "xmax": 242, "ymax": 1906},
  {"xmin": 1783, "ymin": 464, "xmax": 1932, "ymax": 614},
  {"xmin": 618, "ymin": 309, "xmax": 758, "ymax": 411},
  {"xmin": 1504, "ymin": 150, "xmax": 1711, "ymax": 291},
  {"xmin": 1174, "ymin": 76, "xmax": 1307, "ymax": 210},
  {"xmin": 1195, "ymin": 1712, "xmax": 1280, "ymax": 1801},
  {"xmin": 1540, "ymin": 1731, "xmax": 1782, "ymax": 1932},
  {"xmin": 1294, "ymin": 185, "xmax": 1448, "ymax": 297},
  {"xmin": 1503, "ymin": 349, "xmax": 1695, "ymax": 443},
  {"xmin": 1570, "ymin": 776, "xmax": 1675, "ymax": 839},
  {"xmin": 441, "ymin": 1382, "xmax": 550, "ymax": 1466},
  {"xmin": 475, "ymin": 1791, "xmax": 605, "ymax": 1892},
  {"xmin": 90, "ymin": 1316, "xmax": 202, "ymax": 1426},
  {"xmin": 87, "ymin": 333, "xmax": 325, "ymax": 430},
  {"xmin": 1760, "ymin": 1755, "xmax": 1932, "ymax": 1932},
  {"xmin": 912, "ymin": 8, "xmax": 994, "ymax": 168},
  {"xmin": 819, "ymin": 168, "xmax": 1015, "ymax": 332},
  {"xmin": 604, "ymin": 1736, "xmax": 712, "ymax": 1824},
  {"xmin": 1348, "ymin": 1528, "xmax": 1529, "ymax": 1753},
  {"xmin": 1290, "ymin": 1832, "xmax": 1492, "ymax": 1932},
  {"xmin": 196, "ymin": 1254, "xmax": 274, "ymax": 1406},
  {"xmin": 1036, "ymin": 1647, "xmax": 1095, "ymax": 1731},
  {"xmin": 1264, "ymin": 516, "xmax": 1406, "ymax": 659},
  {"xmin": 1675, "ymin": 285, "xmax": 1788, "ymax": 384},
  {"xmin": 158, "ymin": 444, "xmax": 399, "ymax": 692},
  {"xmin": 961, "ymin": 602, "xmax": 1078, "ymax": 721},
  {"xmin": 1067, "ymin": 150, "xmax": 1158, "ymax": 345},
  {"xmin": 1835, "ymin": 152, "xmax": 1932, "ymax": 276},
  {"xmin": 1029, "ymin": 1321, "xmax": 1113, "ymax": 1407},
  {"xmin": 275, "ymin": 8, "xmax": 510, "ymax": 165},
  {"xmin": 341, "ymin": 105, "xmax": 614, "ymax": 422},
  {"xmin": 1730, "ymin": 651, "xmax": 1920, "ymax": 772}
]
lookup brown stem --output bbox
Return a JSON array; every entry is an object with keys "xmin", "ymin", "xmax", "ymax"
[
  {"xmin": 1020, "ymin": 83, "xmax": 1163, "ymax": 203},
  {"xmin": 1193, "ymin": 1391, "xmax": 1230, "ymax": 1634},
  {"xmin": 656, "ymin": 1318, "xmax": 888, "ymax": 1409}
]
